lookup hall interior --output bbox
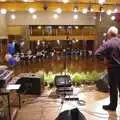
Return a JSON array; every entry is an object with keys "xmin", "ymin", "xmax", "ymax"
[{"xmin": 0, "ymin": 0, "xmax": 120, "ymax": 120}]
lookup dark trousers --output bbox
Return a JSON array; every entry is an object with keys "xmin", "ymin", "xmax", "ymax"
[{"xmin": 108, "ymin": 67, "xmax": 120, "ymax": 108}]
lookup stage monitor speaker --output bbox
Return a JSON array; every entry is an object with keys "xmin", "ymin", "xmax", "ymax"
[
  {"xmin": 55, "ymin": 108, "xmax": 87, "ymax": 120},
  {"xmin": 16, "ymin": 75, "xmax": 44, "ymax": 95},
  {"xmin": 96, "ymin": 73, "xmax": 109, "ymax": 92},
  {"xmin": 54, "ymin": 75, "xmax": 71, "ymax": 87}
]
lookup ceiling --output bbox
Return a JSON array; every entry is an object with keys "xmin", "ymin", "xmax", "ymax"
[
  {"xmin": 0, "ymin": 0, "xmax": 120, "ymax": 12},
  {"xmin": 0, "ymin": 0, "xmax": 119, "ymax": 4}
]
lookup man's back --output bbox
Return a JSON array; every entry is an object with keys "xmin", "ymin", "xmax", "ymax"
[{"xmin": 95, "ymin": 37, "xmax": 120, "ymax": 66}]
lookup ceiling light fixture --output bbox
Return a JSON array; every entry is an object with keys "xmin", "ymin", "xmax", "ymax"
[
  {"xmin": 11, "ymin": 14, "xmax": 16, "ymax": 20},
  {"xmin": 98, "ymin": 0, "xmax": 105, "ymax": 5},
  {"xmin": 28, "ymin": 8, "xmax": 36, "ymax": 14},
  {"xmin": 56, "ymin": 8, "xmax": 62, "ymax": 14},
  {"xmin": 90, "ymin": 8, "xmax": 94, "ymax": 12},
  {"xmin": 73, "ymin": 14, "xmax": 78, "ymax": 20},
  {"xmin": 111, "ymin": 16, "xmax": 116, "ymax": 21},
  {"xmin": 32, "ymin": 14, "xmax": 37, "ymax": 19},
  {"xmin": 106, "ymin": 9, "xmax": 112, "ymax": 15},
  {"xmin": 62, "ymin": 0, "xmax": 69, "ymax": 4},
  {"xmin": 11, "ymin": 9, "xmax": 15, "ymax": 12},
  {"xmin": 82, "ymin": 8, "xmax": 88, "ymax": 14},
  {"xmin": 0, "ymin": 8, "xmax": 7, "ymax": 14},
  {"xmin": 23, "ymin": 0, "xmax": 28, "ymax": 2},
  {"xmin": 53, "ymin": 13, "xmax": 59, "ymax": 19}
]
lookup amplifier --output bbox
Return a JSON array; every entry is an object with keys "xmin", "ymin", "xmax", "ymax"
[{"xmin": 16, "ymin": 74, "xmax": 44, "ymax": 95}]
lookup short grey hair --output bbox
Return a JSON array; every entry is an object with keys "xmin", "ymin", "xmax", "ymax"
[{"xmin": 107, "ymin": 26, "xmax": 118, "ymax": 36}]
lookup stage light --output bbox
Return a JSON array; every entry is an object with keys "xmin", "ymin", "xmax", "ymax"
[
  {"xmin": 53, "ymin": 13, "xmax": 59, "ymax": 19},
  {"xmin": 76, "ymin": 39, "xmax": 78, "ymax": 42},
  {"xmin": 0, "ymin": 8, "xmax": 7, "ymax": 14},
  {"xmin": 28, "ymin": 8, "xmax": 36, "ymax": 14},
  {"xmin": 73, "ymin": 14, "xmax": 78, "ymax": 20},
  {"xmin": 62, "ymin": 0, "xmax": 69, "ymax": 4},
  {"xmin": 57, "ymin": 40, "xmax": 60, "ymax": 45},
  {"xmin": 32, "ymin": 14, "xmax": 37, "ymax": 19},
  {"xmin": 56, "ymin": 8, "xmax": 62, "ymax": 14},
  {"xmin": 11, "ymin": 14, "xmax": 16, "ymax": 20},
  {"xmin": 75, "ymin": 26, "xmax": 79, "ymax": 29},
  {"xmin": 98, "ymin": 0, "xmax": 105, "ymax": 5},
  {"xmin": 90, "ymin": 8, "xmax": 94, "ymax": 12},
  {"xmin": 58, "ymin": 26, "xmax": 62, "ymax": 29},
  {"xmin": 23, "ymin": 0, "xmax": 28, "ymax": 2},
  {"xmin": 106, "ymin": 9, "xmax": 112, "ymax": 15},
  {"xmin": 38, "ymin": 26, "xmax": 41, "ymax": 29},
  {"xmin": 82, "ymin": 8, "xmax": 88, "ymax": 14},
  {"xmin": 37, "ymin": 40, "xmax": 40, "ymax": 46},
  {"xmin": 111, "ymin": 16, "xmax": 115, "ymax": 21}
]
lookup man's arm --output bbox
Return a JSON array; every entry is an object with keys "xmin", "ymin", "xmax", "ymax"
[{"xmin": 95, "ymin": 41, "xmax": 112, "ymax": 59}]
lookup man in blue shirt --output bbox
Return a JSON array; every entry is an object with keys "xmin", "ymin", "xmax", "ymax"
[{"xmin": 95, "ymin": 26, "xmax": 120, "ymax": 111}]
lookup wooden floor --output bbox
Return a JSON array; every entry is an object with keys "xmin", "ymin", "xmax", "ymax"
[
  {"xmin": 16, "ymin": 86, "xmax": 120, "ymax": 120},
  {"xmin": 9, "ymin": 57, "xmax": 110, "ymax": 120},
  {"xmin": 11, "ymin": 57, "xmax": 105, "ymax": 76}
]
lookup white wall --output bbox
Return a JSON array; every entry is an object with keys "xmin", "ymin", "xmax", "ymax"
[{"xmin": 7, "ymin": 12, "xmax": 95, "ymax": 25}]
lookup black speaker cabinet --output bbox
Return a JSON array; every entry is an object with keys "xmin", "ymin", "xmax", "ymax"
[
  {"xmin": 16, "ymin": 75, "xmax": 44, "ymax": 95},
  {"xmin": 55, "ymin": 108, "xmax": 87, "ymax": 120},
  {"xmin": 96, "ymin": 73, "xmax": 109, "ymax": 92}
]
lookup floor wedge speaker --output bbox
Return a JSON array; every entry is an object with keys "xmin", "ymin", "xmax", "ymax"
[
  {"xmin": 96, "ymin": 73, "xmax": 109, "ymax": 92},
  {"xmin": 55, "ymin": 108, "xmax": 87, "ymax": 120}
]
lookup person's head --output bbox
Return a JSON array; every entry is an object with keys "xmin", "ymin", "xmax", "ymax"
[{"xmin": 107, "ymin": 26, "xmax": 119, "ymax": 39}]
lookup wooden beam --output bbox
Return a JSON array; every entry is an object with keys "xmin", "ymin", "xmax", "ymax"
[{"xmin": 0, "ymin": 2, "xmax": 119, "ymax": 12}]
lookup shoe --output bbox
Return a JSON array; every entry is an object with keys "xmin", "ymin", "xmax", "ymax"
[{"xmin": 103, "ymin": 105, "xmax": 116, "ymax": 111}]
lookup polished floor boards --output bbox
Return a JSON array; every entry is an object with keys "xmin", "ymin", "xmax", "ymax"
[
  {"xmin": 16, "ymin": 87, "xmax": 120, "ymax": 120},
  {"xmin": 11, "ymin": 57, "xmax": 105, "ymax": 76},
  {"xmin": 13, "ymin": 57, "xmax": 108, "ymax": 120}
]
